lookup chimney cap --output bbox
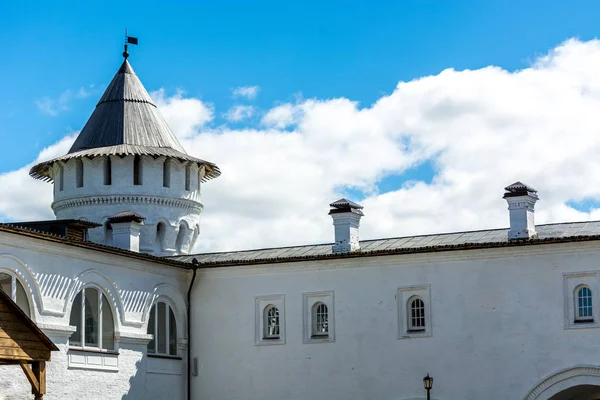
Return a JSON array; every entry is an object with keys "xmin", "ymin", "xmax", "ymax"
[
  {"xmin": 107, "ymin": 210, "xmax": 146, "ymax": 224},
  {"xmin": 329, "ymin": 198, "xmax": 364, "ymax": 215},
  {"xmin": 503, "ymin": 181, "xmax": 539, "ymax": 199}
]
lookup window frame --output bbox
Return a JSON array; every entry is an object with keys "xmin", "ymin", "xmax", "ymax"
[
  {"xmin": 147, "ymin": 300, "xmax": 179, "ymax": 357},
  {"xmin": 311, "ymin": 302, "xmax": 329, "ymax": 338},
  {"xmin": 263, "ymin": 305, "xmax": 281, "ymax": 340},
  {"xmin": 563, "ymin": 272, "xmax": 600, "ymax": 330},
  {"xmin": 68, "ymin": 285, "xmax": 117, "ymax": 353},
  {"xmin": 407, "ymin": 296, "xmax": 426, "ymax": 332},
  {"xmin": 303, "ymin": 291, "xmax": 334, "ymax": 344},
  {"xmin": 398, "ymin": 285, "xmax": 432, "ymax": 339},
  {"xmin": 575, "ymin": 285, "xmax": 594, "ymax": 323},
  {"xmin": 255, "ymin": 294, "xmax": 285, "ymax": 345},
  {"xmin": 75, "ymin": 159, "xmax": 84, "ymax": 188},
  {"xmin": 0, "ymin": 271, "xmax": 32, "ymax": 318}
]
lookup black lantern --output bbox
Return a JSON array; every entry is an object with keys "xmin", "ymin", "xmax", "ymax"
[{"xmin": 423, "ymin": 374, "xmax": 433, "ymax": 400}]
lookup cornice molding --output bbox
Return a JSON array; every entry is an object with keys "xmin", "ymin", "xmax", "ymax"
[{"xmin": 52, "ymin": 194, "xmax": 203, "ymax": 213}]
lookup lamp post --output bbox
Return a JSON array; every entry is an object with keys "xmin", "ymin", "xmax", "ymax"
[{"xmin": 423, "ymin": 374, "xmax": 433, "ymax": 400}]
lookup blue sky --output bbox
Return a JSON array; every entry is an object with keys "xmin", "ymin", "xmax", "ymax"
[
  {"xmin": 2, "ymin": 1, "xmax": 600, "ymax": 170},
  {"xmin": 3, "ymin": 1, "xmax": 600, "ymax": 250}
]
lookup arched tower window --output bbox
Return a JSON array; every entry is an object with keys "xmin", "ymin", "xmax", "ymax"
[
  {"xmin": 408, "ymin": 297, "xmax": 426, "ymax": 331},
  {"xmin": 185, "ymin": 164, "xmax": 191, "ymax": 191},
  {"xmin": 175, "ymin": 224, "xmax": 186, "ymax": 253},
  {"xmin": 155, "ymin": 222, "xmax": 166, "ymax": 252},
  {"xmin": 69, "ymin": 287, "xmax": 115, "ymax": 351},
  {"xmin": 311, "ymin": 302, "xmax": 328, "ymax": 337},
  {"xmin": 75, "ymin": 159, "xmax": 84, "ymax": 188},
  {"xmin": 163, "ymin": 160, "xmax": 170, "ymax": 188},
  {"xmin": 263, "ymin": 305, "xmax": 280, "ymax": 339},
  {"xmin": 576, "ymin": 286, "xmax": 594, "ymax": 322},
  {"xmin": 133, "ymin": 155, "xmax": 142, "ymax": 185},
  {"xmin": 0, "ymin": 272, "xmax": 31, "ymax": 317},
  {"xmin": 104, "ymin": 222, "xmax": 113, "ymax": 246},
  {"xmin": 103, "ymin": 158, "xmax": 112, "ymax": 186},
  {"xmin": 147, "ymin": 301, "xmax": 177, "ymax": 356}
]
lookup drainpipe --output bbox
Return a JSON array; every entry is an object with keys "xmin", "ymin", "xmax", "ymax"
[{"xmin": 187, "ymin": 258, "xmax": 198, "ymax": 400}]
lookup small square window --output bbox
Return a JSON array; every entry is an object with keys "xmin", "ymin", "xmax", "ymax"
[
  {"xmin": 303, "ymin": 291, "xmax": 334, "ymax": 343},
  {"xmin": 255, "ymin": 295, "xmax": 285, "ymax": 345}
]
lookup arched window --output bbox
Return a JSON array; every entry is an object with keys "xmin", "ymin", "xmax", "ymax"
[
  {"xmin": 147, "ymin": 301, "xmax": 177, "ymax": 356},
  {"xmin": 103, "ymin": 158, "xmax": 112, "ymax": 185},
  {"xmin": 576, "ymin": 286, "xmax": 594, "ymax": 322},
  {"xmin": 185, "ymin": 164, "xmax": 191, "ymax": 191},
  {"xmin": 155, "ymin": 222, "xmax": 166, "ymax": 252},
  {"xmin": 75, "ymin": 159, "xmax": 84, "ymax": 188},
  {"xmin": 133, "ymin": 155, "xmax": 142, "ymax": 185},
  {"xmin": 408, "ymin": 297, "xmax": 426, "ymax": 331},
  {"xmin": 104, "ymin": 222, "xmax": 113, "ymax": 246},
  {"xmin": 0, "ymin": 272, "xmax": 31, "ymax": 317},
  {"xmin": 312, "ymin": 302, "xmax": 328, "ymax": 337},
  {"xmin": 175, "ymin": 224, "xmax": 186, "ymax": 253},
  {"xmin": 163, "ymin": 161, "xmax": 170, "ymax": 188},
  {"xmin": 263, "ymin": 305, "xmax": 280, "ymax": 339},
  {"xmin": 58, "ymin": 165, "xmax": 64, "ymax": 192},
  {"xmin": 69, "ymin": 287, "xmax": 115, "ymax": 351}
]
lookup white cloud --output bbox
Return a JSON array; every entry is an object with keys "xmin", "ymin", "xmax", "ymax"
[
  {"xmin": 225, "ymin": 105, "xmax": 255, "ymax": 122},
  {"xmin": 35, "ymin": 86, "xmax": 94, "ymax": 116},
  {"xmin": 7, "ymin": 38, "xmax": 600, "ymax": 253},
  {"xmin": 151, "ymin": 89, "xmax": 213, "ymax": 140},
  {"xmin": 232, "ymin": 86, "xmax": 259, "ymax": 100}
]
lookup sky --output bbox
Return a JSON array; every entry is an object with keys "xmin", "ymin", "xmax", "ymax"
[{"xmin": 2, "ymin": 1, "xmax": 600, "ymax": 252}]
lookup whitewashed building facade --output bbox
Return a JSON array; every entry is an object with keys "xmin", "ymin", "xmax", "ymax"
[{"xmin": 1, "ymin": 53, "xmax": 599, "ymax": 400}]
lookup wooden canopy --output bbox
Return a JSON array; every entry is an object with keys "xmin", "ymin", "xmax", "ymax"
[{"xmin": 0, "ymin": 288, "xmax": 58, "ymax": 399}]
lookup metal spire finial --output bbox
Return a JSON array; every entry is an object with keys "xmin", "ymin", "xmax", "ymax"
[{"xmin": 123, "ymin": 28, "xmax": 138, "ymax": 60}]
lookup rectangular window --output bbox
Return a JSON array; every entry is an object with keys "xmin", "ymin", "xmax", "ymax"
[
  {"xmin": 104, "ymin": 158, "xmax": 112, "ymax": 185},
  {"xmin": 76, "ymin": 159, "xmax": 84, "ymax": 188},
  {"xmin": 84, "ymin": 288, "xmax": 99, "ymax": 347},
  {"xmin": 133, "ymin": 155, "xmax": 142, "ymax": 185},
  {"xmin": 59, "ymin": 166, "xmax": 64, "ymax": 191},
  {"xmin": 185, "ymin": 165, "xmax": 191, "ymax": 191},
  {"xmin": 157, "ymin": 302, "xmax": 166, "ymax": 354},
  {"xmin": 163, "ymin": 161, "xmax": 170, "ymax": 188}
]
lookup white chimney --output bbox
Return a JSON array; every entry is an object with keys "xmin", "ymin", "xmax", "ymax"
[
  {"xmin": 503, "ymin": 182, "xmax": 539, "ymax": 240},
  {"xmin": 107, "ymin": 211, "xmax": 145, "ymax": 252},
  {"xmin": 329, "ymin": 198, "xmax": 364, "ymax": 253}
]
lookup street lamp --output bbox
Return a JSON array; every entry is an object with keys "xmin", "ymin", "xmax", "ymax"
[{"xmin": 423, "ymin": 374, "xmax": 433, "ymax": 400}]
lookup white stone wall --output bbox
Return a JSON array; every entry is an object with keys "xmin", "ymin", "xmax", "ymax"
[
  {"xmin": 0, "ymin": 231, "xmax": 190, "ymax": 400},
  {"xmin": 50, "ymin": 155, "xmax": 204, "ymax": 255},
  {"xmin": 190, "ymin": 241, "xmax": 600, "ymax": 400}
]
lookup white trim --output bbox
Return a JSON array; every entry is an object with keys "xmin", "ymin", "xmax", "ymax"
[
  {"xmin": 255, "ymin": 294, "xmax": 285, "ymax": 346},
  {"xmin": 303, "ymin": 291, "xmax": 335, "ymax": 344},
  {"xmin": 524, "ymin": 365, "xmax": 600, "ymax": 400},
  {"xmin": 398, "ymin": 285, "xmax": 432, "ymax": 339},
  {"xmin": 563, "ymin": 271, "xmax": 600, "ymax": 330}
]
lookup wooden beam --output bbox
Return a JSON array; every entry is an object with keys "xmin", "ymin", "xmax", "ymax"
[
  {"xmin": 33, "ymin": 361, "xmax": 46, "ymax": 395},
  {"xmin": 19, "ymin": 362, "xmax": 39, "ymax": 394}
]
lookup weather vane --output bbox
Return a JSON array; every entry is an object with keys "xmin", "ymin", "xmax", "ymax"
[{"xmin": 123, "ymin": 28, "xmax": 139, "ymax": 59}]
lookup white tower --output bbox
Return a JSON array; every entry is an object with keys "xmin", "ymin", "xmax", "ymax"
[
  {"xmin": 503, "ymin": 181, "xmax": 539, "ymax": 240},
  {"xmin": 30, "ymin": 56, "xmax": 220, "ymax": 256}
]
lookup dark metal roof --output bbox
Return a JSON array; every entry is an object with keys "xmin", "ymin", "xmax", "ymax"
[
  {"xmin": 329, "ymin": 198, "xmax": 364, "ymax": 209},
  {"xmin": 503, "ymin": 181, "xmax": 538, "ymax": 199},
  {"xmin": 30, "ymin": 59, "xmax": 220, "ymax": 182},
  {"xmin": 107, "ymin": 210, "xmax": 145, "ymax": 223},
  {"xmin": 172, "ymin": 221, "xmax": 600, "ymax": 267}
]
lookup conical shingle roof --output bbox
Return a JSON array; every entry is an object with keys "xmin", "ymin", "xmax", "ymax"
[{"xmin": 30, "ymin": 59, "xmax": 220, "ymax": 182}]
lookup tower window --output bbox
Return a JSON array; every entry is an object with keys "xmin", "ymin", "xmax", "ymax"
[
  {"xmin": 75, "ymin": 159, "xmax": 84, "ymax": 188},
  {"xmin": 104, "ymin": 158, "xmax": 112, "ymax": 186},
  {"xmin": 59, "ymin": 165, "xmax": 64, "ymax": 192},
  {"xmin": 175, "ymin": 224, "xmax": 186, "ymax": 254},
  {"xmin": 163, "ymin": 161, "xmax": 170, "ymax": 188},
  {"xmin": 185, "ymin": 164, "xmax": 191, "ymax": 191},
  {"xmin": 155, "ymin": 222, "xmax": 166, "ymax": 252},
  {"xmin": 133, "ymin": 155, "xmax": 142, "ymax": 185}
]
